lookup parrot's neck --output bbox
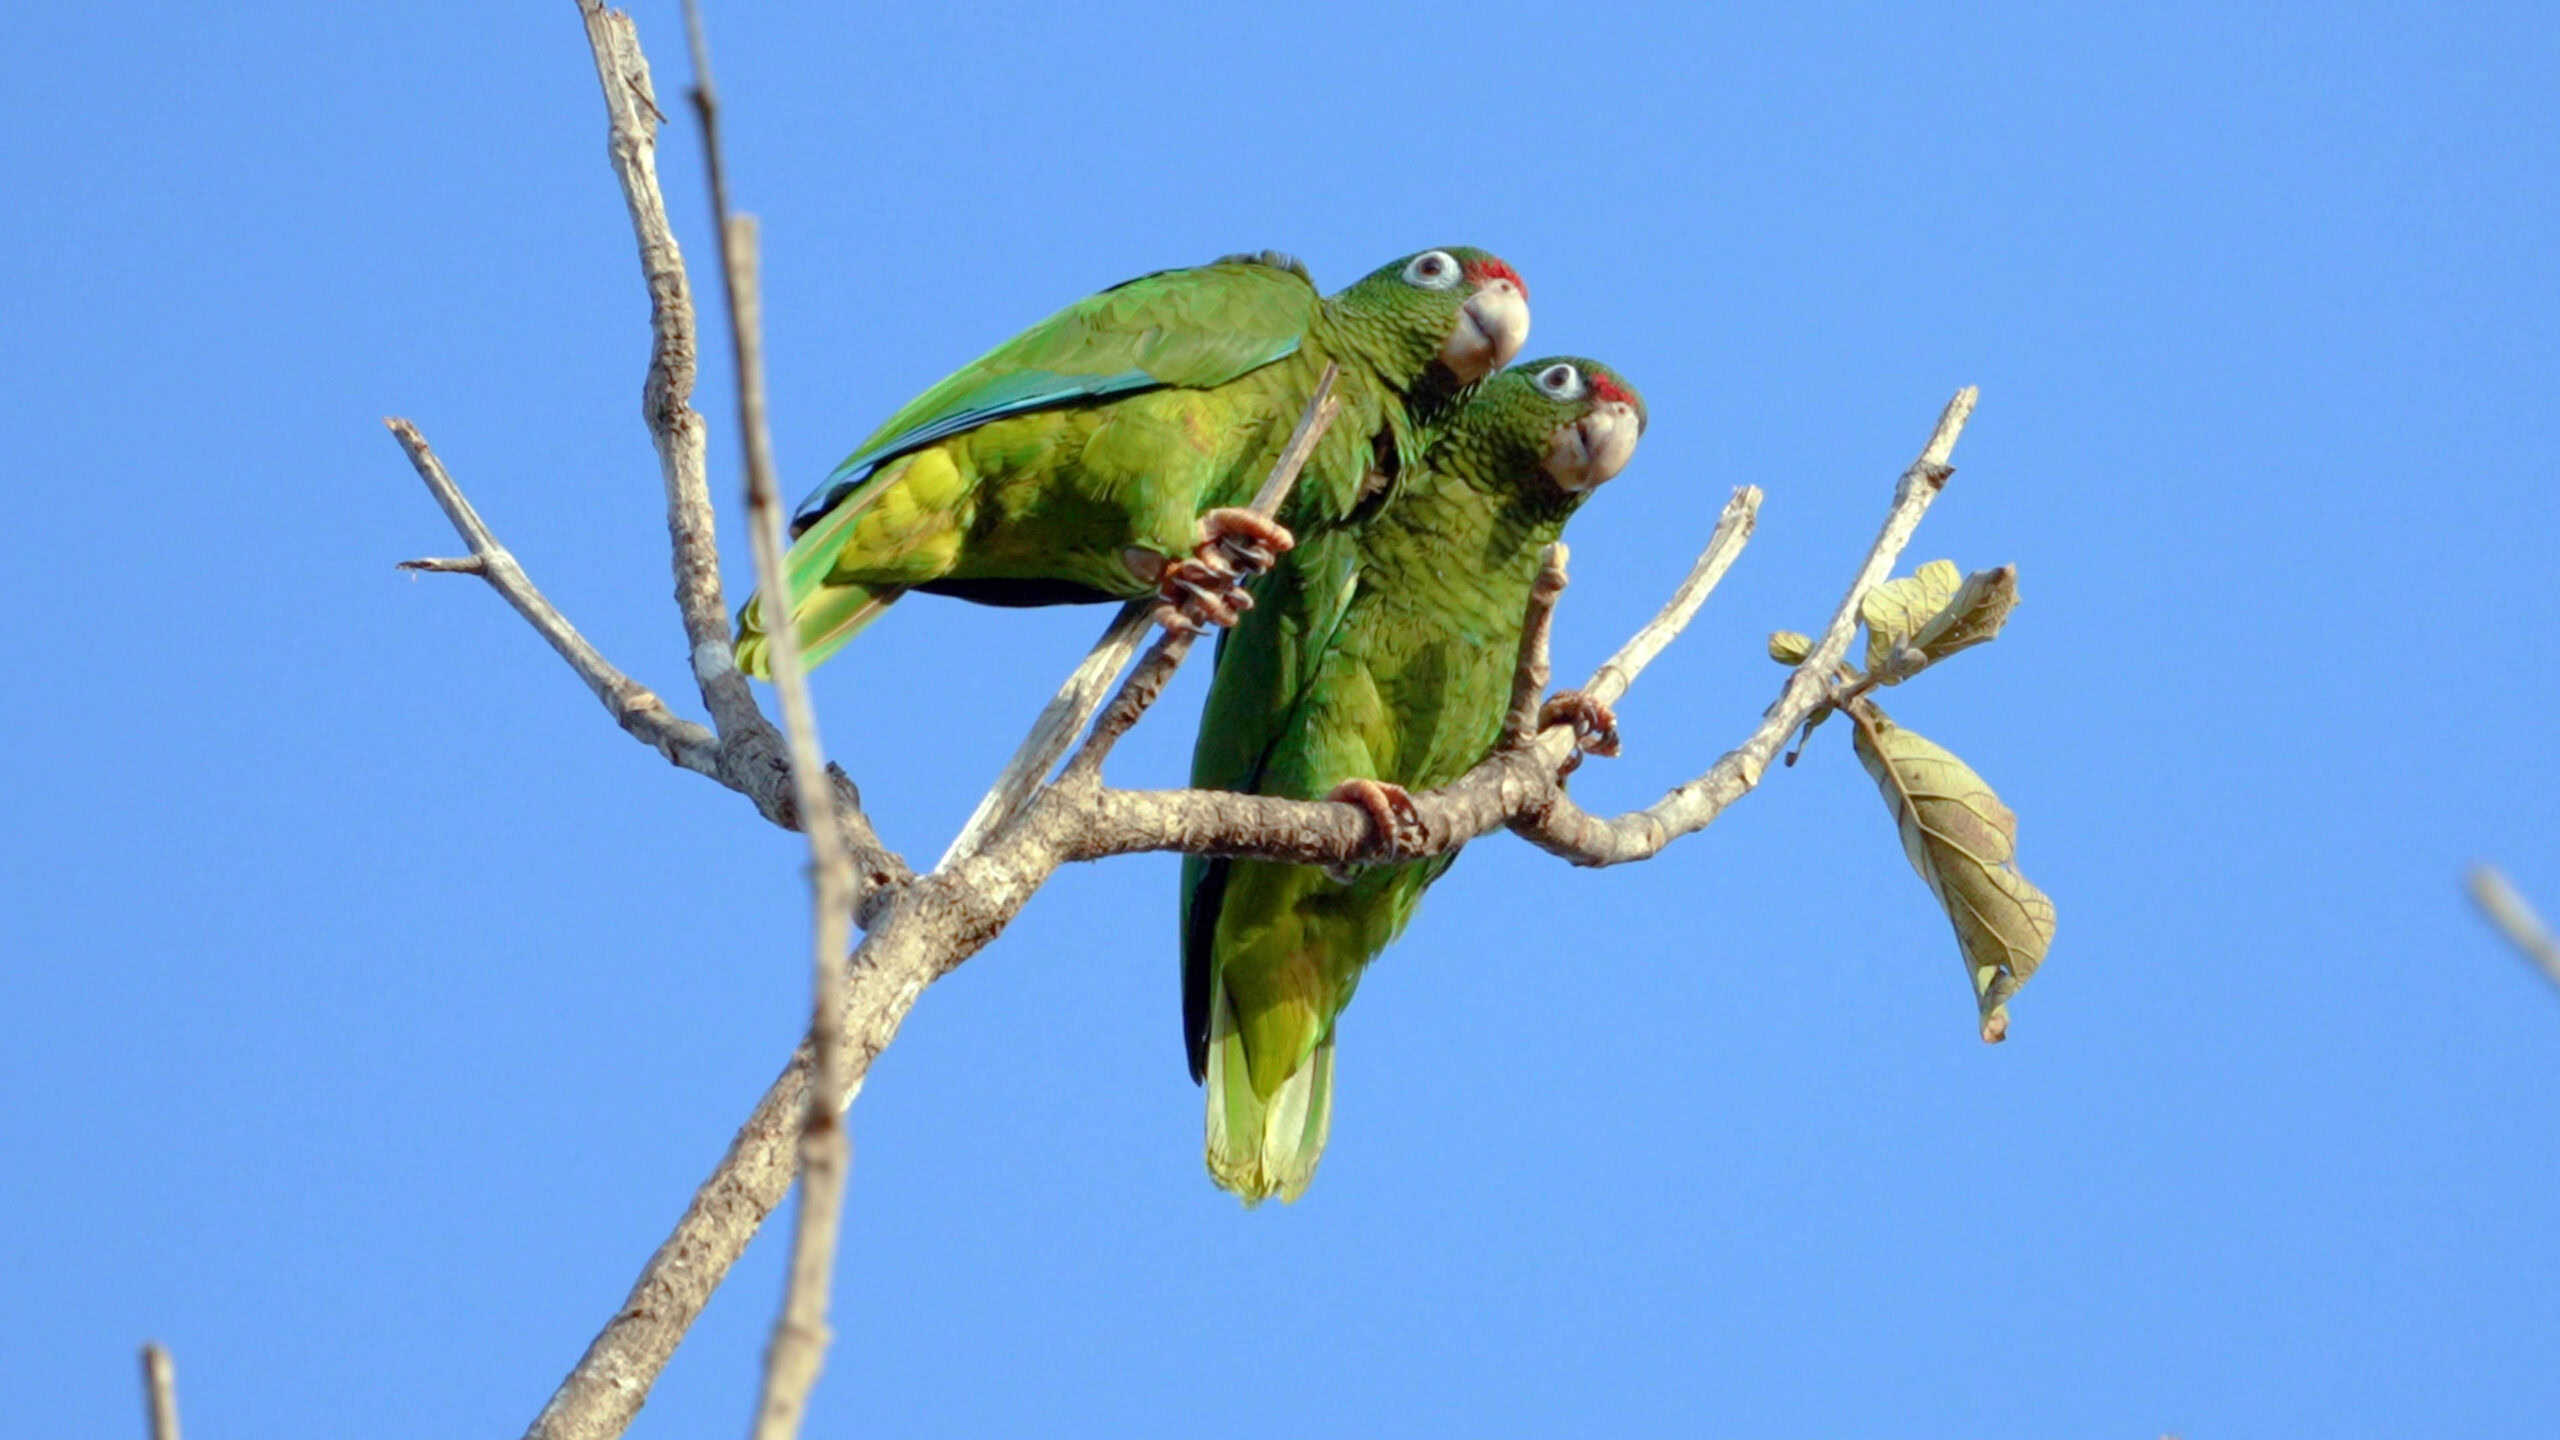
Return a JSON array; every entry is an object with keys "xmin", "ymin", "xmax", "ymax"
[
  {"xmin": 1366, "ymin": 447, "xmax": 1579, "ymax": 595},
  {"xmin": 1310, "ymin": 304, "xmax": 1482, "ymax": 509},
  {"xmin": 1313, "ymin": 299, "xmax": 1485, "ymax": 419}
]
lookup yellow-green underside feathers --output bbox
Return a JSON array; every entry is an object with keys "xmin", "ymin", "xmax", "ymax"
[
  {"xmin": 1203, "ymin": 967, "xmax": 1335, "ymax": 1206},
  {"xmin": 734, "ymin": 474, "xmax": 911, "ymax": 678}
]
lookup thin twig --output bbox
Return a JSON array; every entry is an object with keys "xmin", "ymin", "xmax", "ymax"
[
  {"xmin": 390, "ymin": 418, "xmax": 722, "ymax": 778},
  {"xmin": 734, "ymin": 233, "xmax": 852, "ymax": 1440},
  {"xmin": 1501, "ymin": 543, "xmax": 1572, "ymax": 747},
  {"xmin": 940, "ymin": 599, "xmax": 1155, "ymax": 870},
  {"xmin": 139, "ymin": 1344, "xmax": 180, "ymax": 1440},
  {"xmin": 1511, "ymin": 387, "xmax": 1979, "ymax": 863},
  {"xmin": 575, "ymin": 0, "xmax": 739, "ymax": 724},
  {"xmin": 2469, "ymin": 864, "xmax": 2560, "ymax": 991},
  {"xmin": 1584, "ymin": 483, "xmax": 1763, "ymax": 709},
  {"xmin": 393, "ymin": 412, "xmax": 902, "ymax": 900},
  {"xmin": 681, "ymin": 6, "xmax": 855, "ymax": 1435},
  {"xmin": 1058, "ymin": 372, "xmax": 1341, "ymax": 787}
]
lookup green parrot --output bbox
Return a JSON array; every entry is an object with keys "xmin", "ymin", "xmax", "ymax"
[
  {"xmin": 1180, "ymin": 356, "xmax": 1648, "ymax": 1204},
  {"xmin": 734, "ymin": 247, "xmax": 1532, "ymax": 677}
]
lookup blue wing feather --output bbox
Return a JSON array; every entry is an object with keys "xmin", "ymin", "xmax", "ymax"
[{"xmin": 789, "ymin": 365, "xmax": 1162, "ymax": 524}]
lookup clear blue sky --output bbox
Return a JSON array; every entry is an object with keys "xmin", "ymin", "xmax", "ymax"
[{"xmin": 7, "ymin": 2, "xmax": 2556, "ymax": 1435}]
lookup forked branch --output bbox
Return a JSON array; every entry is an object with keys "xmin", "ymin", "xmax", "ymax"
[{"xmin": 391, "ymin": 419, "xmax": 721, "ymax": 779}]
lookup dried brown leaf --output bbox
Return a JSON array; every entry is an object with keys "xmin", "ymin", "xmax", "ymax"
[
  {"xmin": 1851, "ymin": 706, "xmax": 2056, "ymax": 1041},
  {"xmin": 1860, "ymin": 559, "xmax": 1961, "ymax": 673},
  {"xmin": 1908, "ymin": 564, "xmax": 2019, "ymax": 668},
  {"xmin": 1859, "ymin": 560, "xmax": 2019, "ymax": 682}
]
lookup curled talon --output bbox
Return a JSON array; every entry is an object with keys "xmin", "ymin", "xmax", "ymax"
[
  {"xmin": 1220, "ymin": 540, "xmax": 1277, "ymax": 575},
  {"xmin": 1327, "ymin": 777, "xmax": 1426, "ymax": 862},
  {"xmin": 1198, "ymin": 507, "xmax": 1295, "ymax": 577},
  {"xmin": 1541, "ymin": 692, "xmax": 1616, "ymax": 749},
  {"xmin": 1538, "ymin": 689, "xmax": 1621, "ymax": 758},
  {"xmin": 1157, "ymin": 558, "xmax": 1254, "ymax": 631}
]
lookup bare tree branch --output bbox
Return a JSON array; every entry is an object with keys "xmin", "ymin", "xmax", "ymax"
[
  {"xmin": 569, "ymin": 0, "xmax": 907, "ymax": 907},
  {"xmin": 575, "ymin": 0, "xmax": 733, "ymax": 721},
  {"xmin": 590, "ymin": 391, "xmax": 1979, "ymax": 1424},
  {"xmin": 940, "ymin": 600, "xmax": 1156, "ymax": 869},
  {"xmin": 1510, "ymin": 389, "xmax": 1977, "ymax": 864},
  {"xmin": 391, "ymin": 418, "xmax": 722, "ymax": 778},
  {"xmin": 139, "ymin": 1344, "xmax": 180, "ymax": 1440},
  {"xmin": 1501, "ymin": 543, "xmax": 1573, "ymax": 748},
  {"xmin": 2469, "ymin": 864, "xmax": 2560, "ymax": 991},
  {"xmin": 390, "ymin": 412, "xmax": 906, "ymax": 906},
  {"xmin": 679, "ymin": 5, "xmax": 855, "ymax": 1435},
  {"xmin": 1585, "ymin": 483, "xmax": 1764, "ymax": 709},
  {"xmin": 724, "ymin": 205, "xmax": 857, "ymax": 1440}
]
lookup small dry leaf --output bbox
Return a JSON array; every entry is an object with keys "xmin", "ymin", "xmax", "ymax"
[
  {"xmin": 1860, "ymin": 560, "xmax": 2020, "ymax": 682},
  {"xmin": 1851, "ymin": 706, "xmax": 2056, "ymax": 1042},
  {"xmin": 1860, "ymin": 559, "xmax": 1961, "ymax": 673},
  {"xmin": 1908, "ymin": 564, "xmax": 2019, "ymax": 668},
  {"xmin": 1768, "ymin": 630, "xmax": 1814, "ymax": 665}
]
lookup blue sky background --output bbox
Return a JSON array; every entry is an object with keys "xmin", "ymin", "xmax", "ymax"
[{"xmin": 6, "ymin": 2, "xmax": 2556, "ymax": 1435}]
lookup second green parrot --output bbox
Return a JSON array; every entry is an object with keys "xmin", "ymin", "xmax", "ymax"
[
  {"xmin": 1180, "ymin": 357, "xmax": 1648, "ymax": 1204},
  {"xmin": 735, "ymin": 247, "xmax": 1531, "ymax": 676}
]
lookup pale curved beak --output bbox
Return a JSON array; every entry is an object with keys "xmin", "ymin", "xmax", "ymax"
[
  {"xmin": 1542, "ymin": 400, "xmax": 1643, "ymax": 492},
  {"xmin": 1439, "ymin": 278, "xmax": 1530, "ymax": 381}
]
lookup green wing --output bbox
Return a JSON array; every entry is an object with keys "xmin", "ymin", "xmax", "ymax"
[
  {"xmin": 790, "ymin": 258, "xmax": 1318, "ymax": 529},
  {"xmin": 1179, "ymin": 527, "xmax": 1363, "ymax": 1080}
]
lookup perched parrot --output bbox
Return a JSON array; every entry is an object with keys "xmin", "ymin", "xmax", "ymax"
[
  {"xmin": 1180, "ymin": 357, "xmax": 1648, "ymax": 1204},
  {"xmin": 733, "ymin": 247, "xmax": 1531, "ymax": 676}
]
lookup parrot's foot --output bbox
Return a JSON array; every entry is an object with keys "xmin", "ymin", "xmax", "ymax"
[
  {"xmin": 1152, "ymin": 560, "xmax": 1253, "ymax": 632},
  {"xmin": 1327, "ymin": 777, "xmax": 1426, "ymax": 870},
  {"xmin": 1148, "ymin": 509, "xmax": 1297, "ymax": 634},
  {"xmin": 1199, "ymin": 507, "xmax": 1295, "ymax": 575},
  {"xmin": 1539, "ymin": 690, "xmax": 1621, "ymax": 775}
]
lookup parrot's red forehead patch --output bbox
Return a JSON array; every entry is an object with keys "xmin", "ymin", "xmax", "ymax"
[
  {"xmin": 1587, "ymin": 371, "xmax": 1633, "ymax": 405},
  {"xmin": 1464, "ymin": 256, "xmax": 1527, "ymax": 299}
]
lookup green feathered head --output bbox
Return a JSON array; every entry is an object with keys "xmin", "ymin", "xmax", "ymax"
[
  {"xmin": 1456, "ymin": 356, "xmax": 1648, "ymax": 497},
  {"xmin": 1327, "ymin": 246, "xmax": 1532, "ymax": 385}
]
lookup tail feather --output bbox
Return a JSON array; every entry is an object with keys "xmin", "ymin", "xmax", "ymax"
[
  {"xmin": 735, "ymin": 581, "xmax": 904, "ymax": 679},
  {"xmin": 735, "ymin": 461, "xmax": 914, "ymax": 679},
  {"xmin": 1203, "ymin": 973, "xmax": 1336, "ymax": 1206}
]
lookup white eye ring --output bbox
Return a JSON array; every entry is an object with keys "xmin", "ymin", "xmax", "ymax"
[
  {"xmin": 1402, "ymin": 250, "xmax": 1461, "ymax": 290},
  {"xmin": 1536, "ymin": 363, "xmax": 1585, "ymax": 399}
]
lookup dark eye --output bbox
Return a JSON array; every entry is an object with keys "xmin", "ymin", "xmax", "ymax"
[
  {"xmin": 1402, "ymin": 250, "xmax": 1461, "ymax": 290},
  {"xmin": 1536, "ymin": 363, "xmax": 1585, "ymax": 399}
]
